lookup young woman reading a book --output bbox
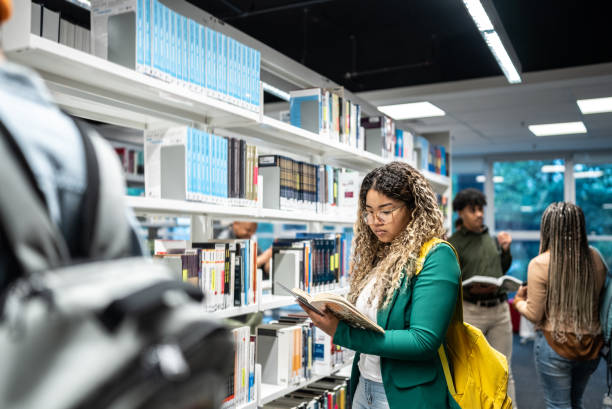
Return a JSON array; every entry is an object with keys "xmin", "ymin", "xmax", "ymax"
[
  {"xmin": 299, "ymin": 161, "xmax": 462, "ymax": 409},
  {"xmin": 513, "ymin": 202, "xmax": 607, "ymax": 409}
]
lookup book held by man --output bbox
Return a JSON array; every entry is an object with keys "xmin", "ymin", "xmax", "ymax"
[
  {"xmin": 277, "ymin": 283, "xmax": 385, "ymax": 334},
  {"xmin": 462, "ymin": 275, "xmax": 523, "ymax": 292}
]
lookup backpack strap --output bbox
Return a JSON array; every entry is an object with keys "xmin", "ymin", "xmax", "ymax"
[
  {"xmin": 0, "ymin": 122, "xmax": 70, "ymax": 274},
  {"xmin": 414, "ymin": 237, "xmax": 462, "ymax": 397}
]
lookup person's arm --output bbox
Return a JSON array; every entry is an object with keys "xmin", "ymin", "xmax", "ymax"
[
  {"xmin": 514, "ymin": 257, "xmax": 547, "ymax": 323},
  {"xmin": 497, "ymin": 232, "xmax": 512, "ymax": 273},
  {"xmin": 332, "ymin": 244, "xmax": 460, "ymax": 361}
]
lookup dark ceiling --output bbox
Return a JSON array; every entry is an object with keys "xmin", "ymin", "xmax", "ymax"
[{"xmin": 188, "ymin": 0, "xmax": 611, "ymax": 93}]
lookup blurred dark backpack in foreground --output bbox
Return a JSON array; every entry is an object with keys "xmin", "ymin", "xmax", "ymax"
[{"xmin": 0, "ymin": 60, "xmax": 233, "ymax": 409}]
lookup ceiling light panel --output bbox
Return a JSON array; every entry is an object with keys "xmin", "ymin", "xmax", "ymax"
[
  {"xmin": 483, "ymin": 31, "xmax": 522, "ymax": 84},
  {"xmin": 577, "ymin": 97, "xmax": 612, "ymax": 114},
  {"xmin": 462, "ymin": 0, "xmax": 494, "ymax": 31},
  {"xmin": 528, "ymin": 121, "xmax": 587, "ymax": 136},
  {"xmin": 377, "ymin": 102, "xmax": 445, "ymax": 120}
]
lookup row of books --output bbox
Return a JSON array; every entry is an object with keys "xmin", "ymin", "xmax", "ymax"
[
  {"xmin": 258, "ymin": 155, "xmax": 361, "ymax": 213},
  {"xmin": 145, "ymin": 127, "xmax": 259, "ymax": 207},
  {"xmin": 223, "ymin": 326, "xmax": 256, "ymax": 409},
  {"xmin": 290, "ymin": 88, "xmax": 362, "ymax": 150},
  {"xmin": 257, "ymin": 315, "xmax": 352, "ymax": 388},
  {"xmin": 30, "ymin": 3, "xmax": 92, "ymax": 54},
  {"xmin": 153, "ymin": 238, "xmax": 258, "ymax": 311},
  {"xmin": 263, "ymin": 376, "xmax": 351, "ymax": 409},
  {"xmin": 414, "ymin": 135, "xmax": 449, "ymax": 176},
  {"xmin": 271, "ymin": 232, "xmax": 353, "ymax": 295},
  {"xmin": 361, "ymin": 116, "xmax": 395, "ymax": 159},
  {"xmin": 91, "ymin": 0, "xmax": 261, "ymax": 111},
  {"xmin": 113, "ymin": 145, "xmax": 144, "ymax": 179}
]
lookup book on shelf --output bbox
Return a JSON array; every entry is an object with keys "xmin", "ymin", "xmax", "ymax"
[
  {"xmin": 145, "ymin": 126, "xmax": 257, "ymax": 206},
  {"xmin": 462, "ymin": 275, "xmax": 523, "ymax": 292},
  {"xmin": 278, "ymin": 284, "xmax": 385, "ymax": 334},
  {"xmin": 222, "ymin": 326, "xmax": 255, "ymax": 409},
  {"xmin": 90, "ymin": 0, "xmax": 261, "ymax": 111},
  {"xmin": 153, "ymin": 238, "xmax": 257, "ymax": 311}
]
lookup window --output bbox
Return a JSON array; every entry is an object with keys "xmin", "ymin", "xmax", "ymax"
[
  {"xmin": 575, "ymin": 163, "xmax": 612, "ymax": 235},
  {"xmin": 494, "ymin": 159, "xmax": 564, "ymax": 231}
]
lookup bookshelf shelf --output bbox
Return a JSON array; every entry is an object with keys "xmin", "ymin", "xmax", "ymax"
[
  {"xmin": 259, "ymin": 361, "xmax": 352, "ymax": 405},
  {"xmin": 422, "ymin": 170, "xmax": 451, "ymax": 192},
  {"xmin": 126, "ymin": 196, "xmax": 356, "ymax": 225},
  {"xmin": 236, "ymin": 400, "xmax": 257, "ymax": 409},
  {"xmin": 5, "ymin": 35, "xmax": 260, "ymax": 130},
  {"xmin": 226, "ymin": 116, "xmax": 387, "ymax": 173},
  {"xmin": 204, "ymin": 303, "xmax": 259, "ymax": 319},
  {"xmin": 125, "ymin": 174, "xmax": 145, "ymax": 184}
]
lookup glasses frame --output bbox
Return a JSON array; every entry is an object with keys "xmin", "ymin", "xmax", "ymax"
[{"xmin": 362, "ymin": 204, "xmax": 406, "ymax": 225}]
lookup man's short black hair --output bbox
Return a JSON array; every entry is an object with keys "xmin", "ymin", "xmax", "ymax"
[{"xmin": 452, "ymin": 188, "xmax": 487, "ymax": 212}]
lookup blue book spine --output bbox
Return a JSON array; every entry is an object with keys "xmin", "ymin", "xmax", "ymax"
[
  {"xmin": 246, "ymin": 46, "xmax": 252, "ymax": 106},
  {"xmin": 204, "ymin": 27, "xmax": 211, "ymax": 91},
  {"xmin": 251, "ymin": 48, "xmax": 257, "ymax": 107},
  {"xmin": 206, "ymin": 132, "xmax": 212, "ymax": 199},
  {"xmin": 144, "ymin": 0, "xmax": 151, "ymax": 70},
  {"xmin": 136, "ymin": 0, "xmax": 143, "ymax": 71},
  {"xmin": 170, "ymin": 11, "xmax": 176, "ymax": 80},
  {"xmin": 182, "ymin": 16, "xmax": 188, "ymax": 86},
  {"xmin": 199, "ymin": 25, "xmax": 205, "ymax": 88},
  {"xmin": 152, "ymin": 0, "xmax": 160, "ymax": 75},
  {"xmin": 224, "ymin": 137, "xmax": 228, "ymax": 198},
  {"xmin": 180, "ymin": 16, "xmax": 186, "ymax": 84},
  {"xmin": 197, "ymin": 130, "xmax": 202, "ymax": 199},
  {"xmin": 213, "ymin": 133, "xmax": 219, "ymax": 198},
  {"xmin": 240, "ymin": 43, "xmax": 246, "ymax": 103},
  {"xmin": 162, "ymin": 4, "xmax": 168, "ymax": 77},
  {"xmin": 201, "ymin": 131, "xmax": 206, "ymax": 199},
  {"xmin": 222, "ymin": 136, "xmax": 226, "ymax": 198},
  {"xmin": 192, "ymin": 20, "xmax": 200, "ymax": 89},
  {"xmin": 189, "ymin": 20, "xmax": 195, "ymax": 86},
  {"xmin": 193, "ymin": 128, "xmax": 199, "ymax": 199},
  {"xmin": 220, "ymin": 33, "xmax": 227, "ymax": 96},
  {"xmin": 216, "ymin": 33, "xmax": 223, "ymax": 95},
  {"xmin": 227, "ymin": 38, "xmax": 234, "ymax": 100},
  {"xmin": 255, "ymin": 50, "xmax": 261, "ymax": 108},
  {"xmin": 211, "ymin": 30, "xmax": 217, "ymax": 92}
]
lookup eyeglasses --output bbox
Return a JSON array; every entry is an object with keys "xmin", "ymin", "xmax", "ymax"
[{"xmin": 362, "ymin": 205, "xmax": 405, "ymax": 225}]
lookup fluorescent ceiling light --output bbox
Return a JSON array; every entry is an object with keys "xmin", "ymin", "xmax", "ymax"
[
  {"xmin": 520, "ymin": 206, "xmax": 533, "ymax": 213},
  {"xmin": 377, "ymin": 102, "xmax": 445, "ymax": 120},
  {"xmin": 476, "ymin": 175, "xmax": 486, "ymax": 183},
  {"xmin": 483, "ymin": 31, "xmax": 522, "ymax": 84},
  {"xmin": 575, "ymin": 170, "xmax": 604, "ymax": 179},
  {"xmin": 603, "ymin": 203, "xmax": 612, "ymax": 210},
  {"xmin": 541, "ymin": 165, "xmax": 565, "ymax": 173},
  {"xmin": 462, "ymin": 0, "xmax": 494, "ymax": 31},
  {"xmin": 461, "ymin": 0, "xmax": 522, "ymax": 84},
  {"xmin": 528, "ymin": 121, "xmax": 587, "ymax": 136},
  {"xmin": 577, "ymin": 97, "xmax": 612, "ymax": 114}
]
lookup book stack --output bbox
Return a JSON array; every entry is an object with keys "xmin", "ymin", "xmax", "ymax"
[
  {"xmin": 394, "ymin": 128, "xmax": 415, "ymax": 163},
  {"xmin": 91, "ymin": 0, "xmax": 261, "ymax": 112},
  {"xmin": 361, "ymin": 115, "xmax": 395, "ymax": 159},
  {"xmin": 414, "ymin": 136, "xmax": 449, "ymax": 176},
  {"xmin": 30, "ymin": 3, "xmax": 92, "ymax": 54},
  {"xmin": 153, "ymin": 238, "xmax": 258, "ymax": 312},
  {"xmin": 289, "ymin": 88, "xmax": 363, "ymax": 150},
  {"xmin": 271, "ymin": 232, "xmax": 353, "ymax": 295},
  {"xmin": 257, "ymin": 317, "xmax": 351, "ymax": 389},
  {"xmin": 222, "ymin": 326, "xmax": 256, "ymax": 409},
  {"xmin": 112, "ymin": 145, "xmax": 144, "ymax": 180},
  {"xmin": 258, "ymin": 156, "xmax": 360, "ymax": 215},
  {"xmin": 263, "ymin": 376, "xmax": 351, "ymax": 409},
  {"xmin": 144, "ymin": 126, "xmax": 258, "ymax": 206}
]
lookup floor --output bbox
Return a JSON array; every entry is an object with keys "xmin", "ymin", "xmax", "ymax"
[{"xmin": 512, "ymin": 334, "xmax": 608, "ymax": 409}]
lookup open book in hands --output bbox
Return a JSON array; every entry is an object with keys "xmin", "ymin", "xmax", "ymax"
[
  {"xmin": 277, "ymin": 283, "xmax": 385, "ymax": 334},
  {"xmin": 462, "ymin": 275, "xmax": 523, "ymax": 292}
]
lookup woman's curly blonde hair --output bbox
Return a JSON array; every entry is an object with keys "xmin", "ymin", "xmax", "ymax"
[{"xmin": 348, "ymin": 161, "xmax": 445, "ymax": 309}]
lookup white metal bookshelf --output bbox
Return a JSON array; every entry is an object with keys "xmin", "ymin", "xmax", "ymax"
[
  {"xmin": 3, "ymin": 2, "xmax": 452, "ymax": 406},
  {"xmin": 126, "ymin": 196, "xmax": 357, "ymax": 225}
]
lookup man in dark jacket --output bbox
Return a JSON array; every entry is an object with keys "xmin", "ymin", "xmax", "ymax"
[{"xmin": 448, "ymin": 188, "xmax": 516, "ymax": 406}]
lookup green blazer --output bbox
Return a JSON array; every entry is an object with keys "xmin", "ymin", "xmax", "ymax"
[{"xmin": 333, "ymin": 243, "xmax": 462, "ymax": 409}]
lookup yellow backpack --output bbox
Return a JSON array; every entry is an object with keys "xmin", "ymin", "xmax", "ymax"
[{"xmin": 416, "ymin": 238, "xmax": 513, "ymax": 409}]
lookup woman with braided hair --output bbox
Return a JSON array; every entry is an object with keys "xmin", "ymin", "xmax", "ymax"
[
  {"xmin": 299, "ymin": 161, "xmax": 462, "ymax": 409},
  {"xmin": 514, "ymin": 202, "xmax": 607, "ymax": 409}
]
